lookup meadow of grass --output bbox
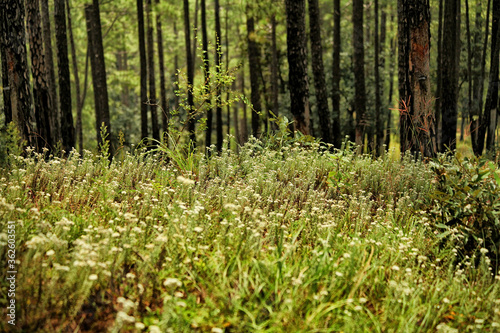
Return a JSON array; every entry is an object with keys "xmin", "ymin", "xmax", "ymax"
[{"xmin": 0, "ymin": 136, "xmax": 499, "ymax": 333}]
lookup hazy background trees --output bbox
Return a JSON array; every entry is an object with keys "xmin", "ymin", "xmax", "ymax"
[{"xmin": 0, "ymin": 0, "xmax": 498, "ymax": 157}]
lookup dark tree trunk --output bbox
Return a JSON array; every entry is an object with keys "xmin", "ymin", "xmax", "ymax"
[
  {"xmin": 332, "ymin": 0, "xmax": 342, "ymax": 148},
  {"xmin": 285, "ymin": 0, "xmax": 310, "ymax": 135},
  {"xmin": 146, "ymin": 0, "xmax": 159, "ymax": 142},
  {"xmin": 374, "ymin": 0, "xmax": 383, "ymax": 156},
  {"xmin": 201, "ymin": 0, "xmax": 212, "ymax": 149},
  {"xmin": 66, "ymin": 0, "xmax": 84, "ymax": 154},
  {"xmin": 271, "ymin": 14, "xmax": 279, "ymax": 130},
  {"xmin": 247, "ymin": 14, "xmax": 262, "ymax": 137},
  {"xmin": 398, "ymin": 0, "xmax": 435, "ymax": 157},
  {"xmin": 465, "ymin": 0, "xmax": 472, "ymax": 143},
  {"xmin": 308, "ymin": 0, "xmax": 332, "ymax": 144},
  {"xmin": 41, "ymin": 0, "xmax": 60, "ymax": 144},
  {"xmin": 55, "ymin": 0, "xmax": 75, "ymax": 153},
  {"xmin": 441, "ymin": 0, "xmax": 460, "ymax": 152},
  {"xmin": 27, "ymin": 0, "xmax": 53, "ymax": 151},
  {"xmin": 173, "ymin": 22, "xmax": 180, "ymax": 112},
  {"xmin": 435, "ymin": 0, "xmax": 443, "ymax": 150},
  {"xmin": 184, "ymin": 0, "xmax": 196, "ymax": 144},
  {"xmin": 483, "ymin": 0, "xmax": 500, "ymax": 152},
  {"xmin": 85, "ymin": 1, "xmax": 112, "ymax": 156},
  {"xmin": 353, "ymin": 0, "xmax": 367, "ymax": 150},
  {"xmin": 1, "ymin": 37, "xmax": 12, "ymax": 125},
  {"xmin": 156, "ymin": 0, "xmax": 168, "ymax": 138},
  {"xmin": 191, "ymin": 0, "xmax": 199, "ymax": 74},
  {"xmin": 215, "ymin": 0, "xmax": 223, "ymax": 151},
  {"xmin": 137, "ymin": 0, "xmax": 148, "ymax": 141},
  {"xmin": 0, "ymin": 0, "xmax": 33, "ymax": 145}
]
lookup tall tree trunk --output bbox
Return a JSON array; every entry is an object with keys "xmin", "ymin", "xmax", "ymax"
[
  {"xmin": 379, "ymin": 4, "xmax": 387, "ymax": 152},
  {"xmin": 0, "ymin": 0, "xmax": 33, "ymax": 146},
  {"xmin": 374, "ymin": 0, "xmax": 382, "ymax": 156},
  {"xmin": 85, "ymin": 0, "xmax": 112, "ymax": 156},
  {"xmin": 353, "ymin": 0, "xmax": 367, "ymax": 150},
  {"xmin": 201, "ymin": 0, "xmax": 212, "ymax": 149},
  {"xmin": 1, "ymin": 37, "xmax": 12, "ymax": 125},
  {"xmin": 225, "ymin": 5, "xmax": 231, "ymax": 137},
  {"xmin": 146, "ymin": 0, "xmax": 159, "ymax": 141},
  {"xmin": 332, "ymin": 0, "xmax": 342, "ymax": 147},
  {"xmin": 271, "ymin": 14, "xmax": 279, "ymax": 131},
  {"xmin": 66, "ymin": 0, "xmax": 84, "ymax": 154},
  {"xmin": 27, "ymin": 0, "xmax": 53, "ymax": 151},
  {"xmin": 464, "ymin": 0, "xmax": 472, "ymax": 143},
  {"xmin": 41, "ymin": 0, "xmax": 60, "ymax": 144},
  {"xmin": 191, "ymin": 0, "xmax": 199, "ymax": 73},
  {"xmin": 184, "ymin": 0, "xmax": 196, "ymax": 144},
  {"xmin": 55, "ymin": 0, "xmax": 75, "ymax": 153},
  {"xmin": 484, "ymin": 0, "xmax": 500, "ymax": 152},
  {"xmin": 441, "ymin": 0, "xmax": 460, "ymax": 152},
  {"xmin": 137, "ymin": 0, "xmax": 148, "ymax": 141},
  {"xmin": 156, "ymin": 0, "xmax": 168, "ymax": 138},
  {"xmin": 398, "ymin": 0, "xmax": 435, "ymax": 157},
  {"xmin": 247, "ymin": 13, "xmax": 262, "ymax": 137},
  {"xmin": 173, "ymin": 22, "xmax": 180, "ymax": 112},
  {"xmin": 308, "ymin": 0, "xmax": 332, "ymax": 144},
  {"xmin": 435, "ymin": 0, "xmax": 443, "ymax": 150},
  {"xmin": 215, "ymin": 0, "xmax": 223, "ymax": 151},
  {"xmin": 285, "ymin": 0, "xmax": 310, "ymax": 135}
]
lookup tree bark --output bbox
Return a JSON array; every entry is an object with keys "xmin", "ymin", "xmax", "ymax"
[
  {"xmin": 0, "ymin": 0, "xmax": 34, "ymax": 146},
  {"xmin": 271, "ymin": 14, "xmax": 279, "ymax": 131},
  {"xmin": 308, "ymin": 0, "xmax": 332, "ymax": 144},
  {"xmin": 353, "ymin": 0, "xmax": 367, "ymax": 150},
  {"xmin": 215, "ymin": 0, "xmax": 223, "ymax": 151},
  {"xmin": 285, "ymin": 0, "xmax": 310, "ymax": 135},
  {"xmin": 247, "ymin": 13, "xmax": 262, "ymax": 137},
  {"xmin": 137, "ymin": 0, "xmax": 148, "ymax": 141},
  {"xmin": 146, "ymin": 0, "xmax": 159, "ymax": 142},
  {"xmin": 27, "ymin": 0, "xmax": 53, "ymax": 151},
  {"xmin": 1, "ymin": 35, "xmax": 12, "ymax": 126},
  {"xmin": 441, "ymin": 0, "xmax": 460, "ymax": 152},
  {"xmin": 201, "ymin": 0, "xmax": 212, "ymax": 149},
  {"xmin": 332, "ymin": 0, "xmax": 342, "ymax": 148},
  {"xmin": 66, "ymin": 0, "xmax": 84, "ymax": 154},
  {"xmin": 156, "ymin": 0, "xmax": 168, "ymax": 138},
  {"xmin": 55, "ymin": 0, "xmax": 75, "ymax": 153},
  {"xmin": 85, "ymin": 1, "xmax": 112, "ymax": 156},
  {"xmin": 374, "ymin": 0, "xmax": 383, "ymax": 156},
  {"xmin": 184, "ymin": 0, "xmax": 196, "ymax": 144},
  {"xmin": 41, "ymin": 0, "xmax": 60, "ymax": 144}
]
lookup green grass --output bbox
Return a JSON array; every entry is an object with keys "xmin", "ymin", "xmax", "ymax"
[{"xmin": 0, "ymin": 139, "xmax": 499, "ymax": 332}]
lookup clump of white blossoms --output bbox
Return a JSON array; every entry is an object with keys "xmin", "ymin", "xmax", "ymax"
[
  {"xmin": 177, "ymin": 175, "xmax": 195, "ymax": 185},
  {"xmin": 163, "ymin": 277, "xmax": 182, "ymax": 290}
]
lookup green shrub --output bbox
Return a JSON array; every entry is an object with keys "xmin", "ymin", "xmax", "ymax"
[{"xmin": 428, "ymin": 154, "xmax": 500, "ymax": 271}]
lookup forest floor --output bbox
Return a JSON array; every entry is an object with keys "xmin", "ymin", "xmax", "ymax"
[{"xmin": 0, "ymin": 137, "xmax": 499, "ymax": 332}]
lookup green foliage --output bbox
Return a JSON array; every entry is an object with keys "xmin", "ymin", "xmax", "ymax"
[
  {"xmin": 428, "ymin": 154, "xmax": 500, "ymax": 269},
  {"xmin": 0, "ymin": 122, "xmax": 24, "ymax": 168},
  {"xmin": 1, "ymin": 140, "xmax": 499, "ymax": 332}
]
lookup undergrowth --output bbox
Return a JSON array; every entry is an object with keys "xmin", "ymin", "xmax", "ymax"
[{"xmin": 0, "ymin": 136, "xmax": 499, "ymax": 332}]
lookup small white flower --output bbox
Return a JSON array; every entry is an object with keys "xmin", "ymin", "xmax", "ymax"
[
  {"xmin": 88, "ymin": 274, "xmax": 98, "ymax": 281},
  {"xmin": 177, "ymin": 176, "xmax": 195, "ymax": 185},
  {"xmin": 149, "ymin": 325, "xmax": 161, "ymax": 333},
  {"xmin": 193, "ymin": 227, "xmax": 203, "ymax": 233},
  {"xmin": 46, "ymin": 249, "xmax": 55, "ymax": 256},
  {"xmin": 211, "ymin": 328, "xmax": 224, "ymax": 333},
  {"xmin": 391, "ymin": 265, "xmax": 400, "ymax": 271},
  {"xmin": 163, "ymin": 277, "xmax": 182, "ymax": 289},
  {"xmin": 480, "ymin": 248, "xmax": 489, "ymax": 254}
]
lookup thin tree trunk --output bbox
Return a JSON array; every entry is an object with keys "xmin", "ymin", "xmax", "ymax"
[
  {"xmin": 27, "ymin": 0, "xmax": 53, "ymax": 151},
  {"xmin": 191, "ymin": 0, "xmax": 199, "ymax": 72},
  {"xmin": 379, "ymin": 4, "xmax": 387, "ymax": 151},
  {"xmin": 41, "ymin": 0, "xmax": 60, "ymax": 144},
  {"xmin": 353, "ymin": 0, "xmax": 367, "ymax": 150},
  {"xmin": 225, "ymin": 5, "xmax": 231, "ymax": 137},
  {"xmin": 66, "ymin": 0, "xmax": 83, "ymax": 154},
  {"xmin": 1, "ymin": 36, "xmax": 12, "ymax": 125},
  {"xmin": 332, "ymin": 0, "xmax": 341, "ymax": 147},
  {"xmin": 240, "ymin": 66, "xmax": 248, "ymax": 143},
  {"xmin": 308, "ymin": 0, "xmax": 332, "ymax": 144},
  {"xmin": 374, "ymin": 0, "xmax": 382, "ymax": 155},
  {"xmin": 484, "ymin": 0, "xmax": 500, "ymax": 151},
  {"xmin": 184, "ymin": 0, "xmax": 196, "ymax": 144},
  {"xmin": 435, "ymin": 0, "xmax": 443, "ymax": 150},
  {"xmin": 246, "ymin": 14, "xmax": 262, "ymax": 137},
  {"xmin": 285, "ymin": 0, "xmax": 310, "ymax": 135},
  {"xmin": 55, "ymin": 0, "xmax": 75, "ymax": 153},
  {"xmin": 85, "ymin": 1, "xmax": 112, "ymax": 156},
  {"xmin": 441, "ymin": 0, "xmax": 460, "ymax": 152},
  {"xmin": 156, "ymin": 0, "xmax": 168, "ymax": 138},
  {"xmin": 464, "ymin": 0, "xmax": 472, "ymax": 143},
  {"xmin": 271, "ymin": 14, "xmax": 279, "ymax": 131},
  {"xmin": 201, "ymin": 0, "xmax": 212, "ymax": 149},
  {"xmin": 173, "ymin": 22, "xmax": 180, "ymax": 112},
  {"xmin": 215, "ymin": 0, "xmax": 223, "ymax": 151},
  {"xmin": 146, "ymin": 0, "xmax": 159, "ymax": 141},
  {"xmin": 137, "ymin": 0, "xmax": 148, "ymax": 140}
]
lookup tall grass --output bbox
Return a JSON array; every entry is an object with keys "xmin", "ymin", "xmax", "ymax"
[{"xmin": 0, "ymin": 138, "xmax": 499, "ymax": 332}]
